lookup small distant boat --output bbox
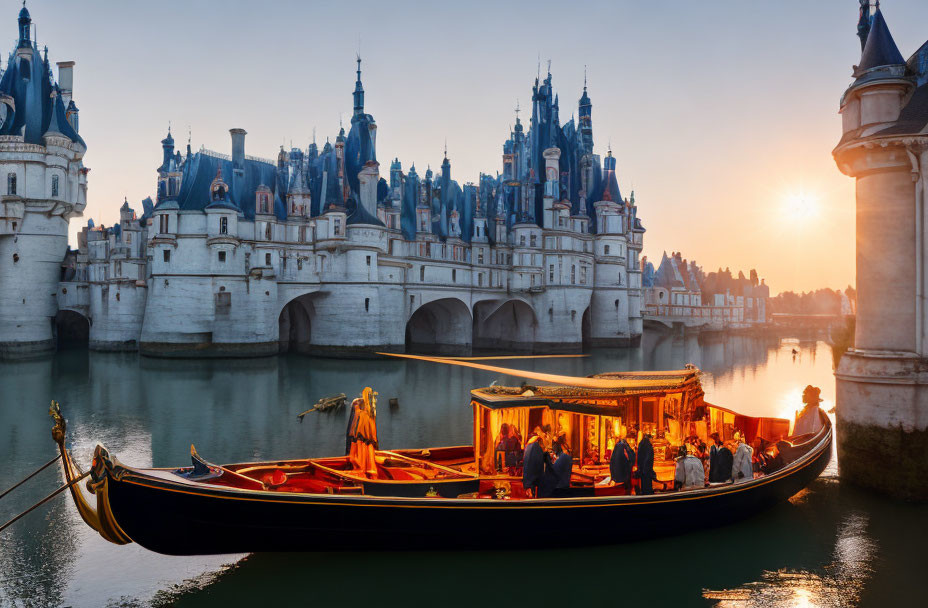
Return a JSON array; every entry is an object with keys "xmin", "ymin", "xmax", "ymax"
[{"xmin": 51, "ymin": 357, "xmax": 832, "ymax": 555}]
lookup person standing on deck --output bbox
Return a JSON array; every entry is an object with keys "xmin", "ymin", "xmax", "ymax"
[
  {"xmin": 609, "ymin": 433, "xmax": 636, "ymax": 494},
  {"xmin": 347, "ymin": 388, "xmax": 379, "ymax": 478},
  {"xmin": 732, "ymin": 431, "xmax": 754, "ymax": 483},
  {"xmin": 522, "ymin": 426, "xmax": 548, "ymax": 497},
  {"xmin": 708, "ymin": 433, "xmax": 722, "ymax": 482},
  {"xmin": 637, "ymin": 433, "xmax": 656, "ymax": 495},
  {"xmin": 541, "ymin": 434, "xmax": 573, "ymax": 497}
]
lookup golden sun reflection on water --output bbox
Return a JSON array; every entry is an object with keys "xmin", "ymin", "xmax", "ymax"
[{"xmin": 702, "ymin": 512, "xmax": 875, "ymax": 607}]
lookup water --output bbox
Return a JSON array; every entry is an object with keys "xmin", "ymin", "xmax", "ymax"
[{"xmin": 1, "ymin": 334, "xmax": 925, "ymax": 607}]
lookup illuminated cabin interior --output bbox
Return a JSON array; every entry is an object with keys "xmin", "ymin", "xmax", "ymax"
[{"xmin": 469, "ymin": 368, "xmax": 791, "ymax": 492}]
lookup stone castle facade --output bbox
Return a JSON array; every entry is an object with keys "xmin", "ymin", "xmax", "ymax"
[{"xmin": 1, "ymin": 7, "xmax": 644, "ymax": 359}]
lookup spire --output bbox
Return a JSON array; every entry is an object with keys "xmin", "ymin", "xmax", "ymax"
[
  {"xmin": 858, "ymin": 5, "xmax": 905, "ymax": 71},
  {"xmin": 352, "ymin": 54, "xmax": 365, "ymax": 119},
  {"xmin": 18, "ymin": 1, "xmax": 31, "ymax": 48},
  {"xmin": 857, "ymin": 1, "xmax": 873, "ymax": 51}
]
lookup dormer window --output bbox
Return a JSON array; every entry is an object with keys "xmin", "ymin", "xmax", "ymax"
[{"xmin": 212, "ymin": 183, "xmax": 226, "ymax": 201}]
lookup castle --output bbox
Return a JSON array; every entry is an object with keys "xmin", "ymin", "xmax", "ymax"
[
  {"xmin": 833, "ymin": 1, "xmax": 928, "ymax": 500},
  {"xmin": 1, "ymin": 6, "xmax": 644, "ymax": 359}
]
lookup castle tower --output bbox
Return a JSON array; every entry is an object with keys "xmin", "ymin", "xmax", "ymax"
[
  {"xmin": 0, "ymin": 5, "xmax": 88, "ymax": 358},
  {"xmin": 833, "ymin": 3, "xmax": 928, "ymax": 500}
]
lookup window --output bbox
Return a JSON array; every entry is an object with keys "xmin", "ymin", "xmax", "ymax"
[
  {"xmin": 7, "ymin": 173, "xmax": 16, "ymax": 195},
  {"xmin": 126, "ymin": 232, "xmax": 132, "ymax": 244},
  {"xmin": 478, "ymin": 273, "xmax": 483, "ymax": 287},
  {"xmin": 477, "ymin": 250, "xmax": 484, "ymax": 265},
  {"xmin": 51, "ymin": 175, "xmax": 59, "ymax": 197},
  {"xmin": 265, "ymin": 253, "xmax": 272, "ymax": 266},
  {"xmin": 581, "ymin": 266, "xmax": 588, "ymax": 284},
  {"xmin": 520, "ymin": 235, "xmax": 526, "ymax": 247},
  {"xmin": 420, "ymin": 266, "xmax": 425, "ymax": 281},
  {"xmin": 452, "ymin": 269, "xmax": 457, "ymax": 283},
  {"xmin": 549, "ymin": 264, "xmax": 555, "ymax": 282},
  {"xmin": 218, "ymin": 251, "xmax": 226, "ymax": 263},
  {"xmin": 571, "ymin": 265, "xmax": 576, "ymax": 284},
  {"xmin": 159, "ymin": 214, "xmax": 169, "ymax": 234},
  {"xmin": 365, "ymin": 298, "xmax": 370, "ymax": 312},
  {"xmin": 604, "ymin": 245, "xmax": 610, "ymax": 255},
  {"xmin": 366, "ymin": 255, "xmax": 371, "ymax": 266},
  {"xmin": 163, "ymin": 249, "xmax": 170, "ymax": 263},
  {"xmin": 530, "ymin": 234, "xmax": 537, "ymax": 247},
  {"xmin": 220, "ymin": 217, "xmax": 228, "ymax": 235},
  {"xmin": 265, "ymin": 223, "xmax": 272, "ymax": 240},
  {"xmin": 299, "ymin": 226, "xmax": 306, "ymax": 242},
  {"xmin": 334, "ymin": 218, "xmax": 342, "ymax": 236}
]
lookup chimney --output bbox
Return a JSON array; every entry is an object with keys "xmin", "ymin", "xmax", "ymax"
[
  {"xmin": 230, "ymin": 128, "xmax": 246, "ymax": 172},
  {"xmin": 57, "ymin": 61, "xmax": 74, "ymax": 106}
]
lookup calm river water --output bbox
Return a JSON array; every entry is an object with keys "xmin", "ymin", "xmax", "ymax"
[{"xmin": 1, "ymin": 333, "xmax": 925, "ymax": 607}]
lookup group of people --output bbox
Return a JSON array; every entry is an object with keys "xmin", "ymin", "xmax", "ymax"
[{"xmin": 518, "ymin": 425, "xmax": 574, "ymax": 498}]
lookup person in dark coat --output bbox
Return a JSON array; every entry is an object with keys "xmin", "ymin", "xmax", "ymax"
[
  {"xmin": 708, "ymin": 433, "xmax": 722, "ymax": 482},
  {"xmin": 522, "ymin": 427, "xmax": 548, "ymax": 498},
  {"xmin": 715, "ymin": 441, "xmax": 734, "ymax": 483},
  {"xmin": 609, "ymin": 434, "xmax": 636, "ymax": 494},
  {"xmin": 636, "ymin": 433, "xmax": 656, "ymax": 495},
  {"xmin": 540, "ymin": 434, "xmax": 572, "ymax": 498}
]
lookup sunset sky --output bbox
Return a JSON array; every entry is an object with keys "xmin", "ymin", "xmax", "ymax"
[{"xmin": 24, "ymin": 0, "xmax": 928, "ymax": 294}]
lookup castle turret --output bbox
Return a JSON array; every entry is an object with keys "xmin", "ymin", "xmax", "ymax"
[
  {"xmin": 833, "ymin": 3, "xmax": 928, "ymax": 500},
  {"xmin": 1, "ymin": 4, "xmax": 88, "ymax": 358}
]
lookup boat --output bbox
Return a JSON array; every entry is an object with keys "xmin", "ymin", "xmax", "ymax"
[{"xmin": 51, "ymin": 356, "xmax": 832, "ymax": 555}]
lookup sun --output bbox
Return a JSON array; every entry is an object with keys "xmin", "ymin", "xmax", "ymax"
[{"xmin": 783, "ymin": 191, "xmax": 820, "ymax": 220}]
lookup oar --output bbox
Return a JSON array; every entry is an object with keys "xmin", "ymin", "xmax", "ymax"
[
  {"xmin": 0, "ymin": 454, "xmax": 61, "ymax": 501},
  {"xmin": 0, "ymin": 470, "xmax": 91, "ymax": 534},
  {"xmin": 297, "ymin": 406, "xmax": 320, "ymax": 421}
]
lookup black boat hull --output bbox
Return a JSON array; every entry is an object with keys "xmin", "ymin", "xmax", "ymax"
[{"xmin": 102, "ymin": 423, "xmax": 832, "ymax": 555}]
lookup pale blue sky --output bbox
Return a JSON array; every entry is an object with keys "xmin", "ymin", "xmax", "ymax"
[{"xmin": 22, "ymin": 0, "xmax": 928, "ymax": 293}]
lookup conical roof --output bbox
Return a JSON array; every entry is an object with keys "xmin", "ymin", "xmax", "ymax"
[{"xmin": 859, "ymin": 8, "xmax": 905, "ymax": 71}]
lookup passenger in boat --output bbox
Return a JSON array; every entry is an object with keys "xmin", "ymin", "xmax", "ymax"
[
  {"xmin": 674, "ymin": 444, "xmax": 706, "ymax": 491},
  {"xmin": 347, "ymin": 388, "xmax": 379, "ymax": 478},
  {"xmin": 541, "ymin": 434, "xmax": 573, "ymax": 498},
  {"xmin": 609, "ymin": 433, "xmax": 636, "ymax": 493},
  {"xmin": 522, "ymin": 427, "xmax": 549, "ymax": 498},
  {"xmin": 709, "ymin": 433, "xmax": 733, "ymax": 483},
  {"xmin": 732, "ymin": 431, "xmax": 754, "ymax": 483},
  {"xmin": 636, "ymin": 432, "xmax": 656, "ymax": 495},
  {"xmin": 495, "ymin": 423, "xmax": 522, "ymax": 473},
  {"xmin": 794, "ymin": 385, "xmax": 825, "ymax": 436}
]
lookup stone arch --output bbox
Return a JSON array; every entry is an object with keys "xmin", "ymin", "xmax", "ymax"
[
  {"xmin": 581, "ymin": 306, "xmax": 592, "ymax": 349},
  {"xmin": 278, "ymin": 294, "xmax": 317, "ymax": 354},
  {"xmin": 473, "ymin": 299, "xmax": 537, "ymax": 352},
  {"xmin": 405, "ymin": 298, "xmax": 472, "ymax": 354},
  {"xmin": 55, "ymin": 309, "xmax": 89, "ymax": 349}
]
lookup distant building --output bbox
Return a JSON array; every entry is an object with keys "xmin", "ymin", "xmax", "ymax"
[
  {"xmin": 641, "ymin": 252, "xmax": 768, "ymax": 330},
  {"xmin": 0, "ymin": 7, "xmax": 647, "ymax": 358}
]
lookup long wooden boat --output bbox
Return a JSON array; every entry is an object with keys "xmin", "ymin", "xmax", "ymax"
[{"xmin": 51, "ymin": 358, "xmax": 832, "ymax": 555}]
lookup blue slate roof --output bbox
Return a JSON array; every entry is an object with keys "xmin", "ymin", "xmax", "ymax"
[
  {"xmin": 859, "ymin": 9, "xmax": 905, "ymax": 71},
  {"xmin": 0, "ymin": 45, "xmax": 84, "ymax": 147},
  {"xmin": 175, "ymin": 152, "xmax": 284, "ymax": 220}
]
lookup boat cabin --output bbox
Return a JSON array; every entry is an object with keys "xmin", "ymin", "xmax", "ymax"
[{"xmin": 469, "ymin": 367, "xmax": 791, "ymax": 493}]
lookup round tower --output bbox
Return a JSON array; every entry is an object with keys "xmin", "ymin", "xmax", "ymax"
[
  {"xmin": 0, "ymin": 6, "xmax": 87, "ymax": 358},
  {"xmin": 833, "ymin": 4, "xmax": 928, "ymax": 500}
]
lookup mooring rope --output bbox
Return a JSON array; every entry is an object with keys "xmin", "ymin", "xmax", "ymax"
[
  {"xmin": 0, "ymin": 470, "xmax": 90, "ymax": 534},
  {"xmin": 0, "ymin": 454, "xmax": 61, "ymax": 501}
]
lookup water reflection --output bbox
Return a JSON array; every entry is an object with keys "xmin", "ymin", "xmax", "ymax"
[{"xmin": 1, "ymin": 334, "xmax": 924, "ymax": 606}]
